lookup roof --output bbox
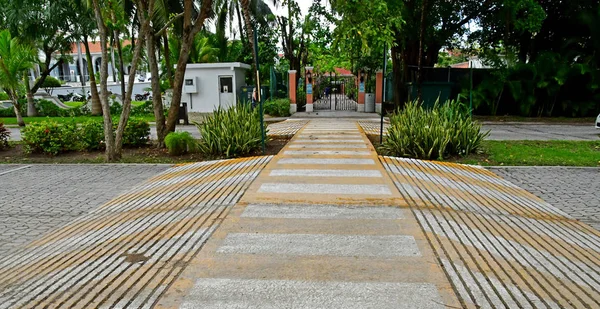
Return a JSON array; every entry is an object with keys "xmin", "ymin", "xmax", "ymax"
[
  {"xmin": 321, "ymin": 67, "xmax": 354, "ymax": 77},
  {"xmin": 69, "ymin": 40, "xmax": 133, "ymax": 54},
  {"xmin": 186, "ymin": 62, "xmax": 252, "ymax": 70},
  {"xmin": 450, "ymin": 62, "xmax": 470, "ymax": 68}
]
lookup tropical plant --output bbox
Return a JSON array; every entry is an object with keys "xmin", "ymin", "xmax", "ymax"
[
  {"xmin": 381, "ymin": 100, "xmax": 489, "ymax": 160},
  {"xmin": 21, "ymin": 120, "xmax": 79, "ymax": 155},
  {"xmin": 264, "ymin": 98, "xmax": 291, "ymax": 117},
  {"xmin": 79, "ymin": 120, "xmax": 105, "ymax": 151},
  {"xmin": 121, "ymin": 119, "xmax": 151, "ymax": 147},
  {"xmin": 36, "ymin": 76, "xmax": 62, "ymax": 95},
  {"xmin": 0, "ymin": 29, "xmax": 37, "ymax": 126},
  {"xmin": 0, "ymin": 121, "xmax": 9, "ymax": 150},
  {"xmin": 196, "ymin": 104, "xmax": 267, "ymax": 158},
  {"xmin": 165, "ymin": 131, "xmax": 197, "ymax": 155}
]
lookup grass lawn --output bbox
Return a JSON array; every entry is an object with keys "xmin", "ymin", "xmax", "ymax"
[
  {"xmin": 1, "ymin": 115, "xmax": 155, "ymax": 125},
  {"xmin": 63, "ymin": 101, "xmax": 85, "ymax": 108},
  {"xmin": 453, "ymin": 140, "xmax": 600, "ymax": 166}
]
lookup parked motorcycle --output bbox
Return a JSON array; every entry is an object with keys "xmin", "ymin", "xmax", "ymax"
[
  {"xmin": 57, "ymin": 91, "xmax": 75, "ymax": 102},
  {"xmin": 135, "ymin": 91, "xmax": 151, "ymax": 101}
]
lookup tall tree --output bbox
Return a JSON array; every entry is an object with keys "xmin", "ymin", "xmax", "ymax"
[
  {"xmin": 69, "ymin": 0, "xmax": 103, "ymax": 115},
  {"xmin": 164, "ymin": 0, "xmax": 214, "ymax": 134},
  {"xmin": 91, "ymin": 0, "xmax": 149, "ymax": 161},
  {"xmin": 331, "ymin": 0, "xmax": 543, "ymax": 106},
  {"xmin": 0, "ymin": 30, "xmax": 37, "ymax": 126}
]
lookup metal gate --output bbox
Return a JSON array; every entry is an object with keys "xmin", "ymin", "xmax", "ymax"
[{"xmin": 313, "ymin": 73, "xmax": 357, "ymax": 111}]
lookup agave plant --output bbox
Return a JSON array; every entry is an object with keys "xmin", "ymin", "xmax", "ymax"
[
  {"xmin": 380, "ymin": 99, "xmax": 489, "ymax": 160},
  {"xmin": 196, "ymin": 104, "xmax": 268, "ymax": 158}
]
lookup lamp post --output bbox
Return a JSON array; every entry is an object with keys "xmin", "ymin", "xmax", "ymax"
[
  {"xmin": 380, "ymin": 44, "xmax": 387, "ymax": 144},
  {"xmin": 253, "ymin": 23, "xmax": 265, "ymax": 154}
]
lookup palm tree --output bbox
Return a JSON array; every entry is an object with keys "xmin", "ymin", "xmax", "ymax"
[{"xmin": 0, "ymin": 30, "xmax": 37, "ymax": 127}]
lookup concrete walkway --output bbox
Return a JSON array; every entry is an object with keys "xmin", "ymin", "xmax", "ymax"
[{"xmin": 156, "ymin": 120, "xmax": 460, "ymax": 308}]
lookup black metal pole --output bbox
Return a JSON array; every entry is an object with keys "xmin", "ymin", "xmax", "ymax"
[
  {"xmin": 380, "ymin": 44, "xmax": 387, "ymax": 144},
  {"xmin": 254, "ymin": 24, "xmax": 265, "ymax": 154}
]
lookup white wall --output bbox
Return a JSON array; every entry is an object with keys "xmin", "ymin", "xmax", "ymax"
[
  {"xmin": 49, "ymin": 82, "xmax": 151, "ymax": 101},
  {"xmin": 183, "ymin": 64, "xmax": 249, "ymax": 113}
]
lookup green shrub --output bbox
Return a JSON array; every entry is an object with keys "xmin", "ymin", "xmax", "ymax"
[
  {"xmin": 264, "ymin": 98, "xmax": 291, "ymax": 117},
  {"xmin": 36, "ymin": 99, "xmax": 66, "ymax": 117},
  {"xmin": 165, "ymin": 131, "xmax": 197, "ymax": 156},
  {"xmin": 21, "ymin": 120, "xmax": 79, "ymax": 155},
  {"xmin": 0, "ymin": 99, "xmax": 26, "ymax": 117},
  {"xmin": 0, "ymin": 106, "xmax": 14, "ymax": 117},
  {"xmin": 196, "ymin": 104, "xmax": 267, "ymax": 158},
  {"xmin": 122, "ymin": 119, "xmax": 150, "ymax": 146},
  {"xmin": 110, "ymin": 101, "xmax": 123, "ymax": 115},
  {"xmin": 0, "ymin": 122, "xmax": 9, "ymax": 150},
  {"xmin": 380, "ymin": 100, "xmax": 489, "ymax": 160},
  {"xmin": 131, "ymin": 100, "xmax": 153, "ymax": 116},
  {"xmin": 37, "ymin": 76, "xmax": 62, "ymax": 94},
  {"xmin": 79, "ymin": 120, "xmax": 105, "ymax": 151},
  {"xmin": 0, "ymin": 92, "xmax": 9, "ymax": 100}
]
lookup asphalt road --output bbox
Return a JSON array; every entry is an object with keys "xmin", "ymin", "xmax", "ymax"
[{"xmin": 7, "ymin": 122, "xmax": 599, "ymax": 141}]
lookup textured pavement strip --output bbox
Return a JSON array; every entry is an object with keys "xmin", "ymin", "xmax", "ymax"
[
  {"xmin": 358, "ymin": 120, "xmax": 389, "ymax": 136},
  {"xmin": 381, "ymin": 156, "xmax": 600, "ymax": 308},
  {"xmin": 266, "ymin": 119, "xmax": 309, "ymax": 138},
  {"xmin": 0, "ymin": 156, "xmax": 272, "ymax": 309},
  {"xmin": 155, "ymin": 119, "xmax": 461, "ymax": 308},
  {"xmin": 6, "ymin": 160, "xmax": 270, "ymax": 306}
]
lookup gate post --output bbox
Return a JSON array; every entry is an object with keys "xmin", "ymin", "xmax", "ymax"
[
  {"xmin": 357, "ymin": 70, "xmax": 365, "ymax": 112},
  {"xmin": 375, "ymin": 70, "xmax": 383, "ymax": 114},
  {"xmin": 305, "ymin": 66, "xmax": 314, "ymax": 112},
  {"xmin": 288, "ymin": 70, "xmax": 297, "ymax": 114}
]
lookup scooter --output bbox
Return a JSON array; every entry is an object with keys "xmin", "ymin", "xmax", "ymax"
[{"xmin": 71, "ymin": 92, "xmax": 84, "ymax": 101}]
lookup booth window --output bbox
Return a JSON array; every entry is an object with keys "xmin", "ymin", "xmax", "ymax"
[{"xmin": 220, "ymin": 76, "xmax": 233, "ymax": 93}]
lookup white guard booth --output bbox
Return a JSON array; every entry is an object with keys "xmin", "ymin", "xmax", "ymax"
[{"xmin": 182, "ymin": 62, "xmax": 251, "ymax": 113}]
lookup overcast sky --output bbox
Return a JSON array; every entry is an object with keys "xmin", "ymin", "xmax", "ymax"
[{"xmin": 269, "ymin": 0, "xmax": 312, "ymax": 16}]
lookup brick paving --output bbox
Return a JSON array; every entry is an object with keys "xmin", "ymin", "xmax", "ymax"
[
  {"xmin": 491, "ymin": 167, "xmax": 600, "ymax": 231},
  {"xmin": 0, "ymin": 164, "xmax": 170, "ymax": 258},
  {"xmin": 266, "ymin": 119, "xmax": 309, "ymax": 138}
]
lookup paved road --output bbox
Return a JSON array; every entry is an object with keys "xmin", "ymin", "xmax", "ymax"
[
  {"xmin": 0, "ymin": 164, "xmax": 170, "ymax": 258},
  {"xmin": 491, "ymin": 167, "xmax": 600, "ymax": 230},
  {"xmin": 7, "ymin": 122, "xmax": 599, "ymax": 141},
  {"xmin": 483, "ymin": 123, "xmax": 599, "ymax": 140}
]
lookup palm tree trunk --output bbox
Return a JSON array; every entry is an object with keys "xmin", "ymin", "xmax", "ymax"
[
  {"xmin": 240, "ymin": 0, "xmax": 258, "ymax": 84},
  {"xmin": 148, "ymin": 30, "xmax": 167, "ymax": 147},
  {"xmin": 84, "ymin": 37, "xmax": 102, "ymax": 116},
  {"xmin": 235, "ymin": 4, "xmax": 244, "ymax": 41},
  {"xmin": 163, "ymin": 33, "xmax": 173, "ymax": 87},
  {"xmin": 11, "ymin": 96, "xmax": 25, "ymax": 127},
  {"xmin": 25, "ymin": 75, "xmax": 37, "ymax": 117},
  {"xmin": 416, "ymin": 0, "xmax": 428, "ymax": 101}
]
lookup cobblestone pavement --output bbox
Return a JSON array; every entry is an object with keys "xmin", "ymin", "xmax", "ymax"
[
  {"xmin": 491, "ymin": 167, "xmax": 600, "ymax": 231},
  {"xmin": 357, "ymin": 121, "xmax": 600, "ymax": 141},
  {"xmin": 0, "ymin": 164, "xmax": 170, "ymax": 258}
]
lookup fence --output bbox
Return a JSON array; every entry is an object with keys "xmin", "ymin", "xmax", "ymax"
[{"xmin": 384, "ymin": 66, "xmax": 600, "ymax": 117}]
